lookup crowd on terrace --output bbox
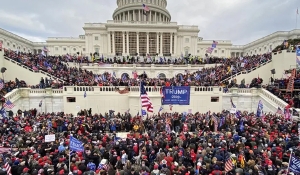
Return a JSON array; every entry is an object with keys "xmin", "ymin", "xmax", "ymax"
[
  {"xmin": 0, "ymin": 108, "xmax": 300, "ymax": 175},
  {"xmin": 267, "ymin": 69, "xmax": 300, "ymax": 109},
  {"xmin": 0, "ymin": 78, "xmax": 27, "ymax": 97},
  {"xmin": 3, "ymin": 49, "xmax": 271, "ymax": 88}
]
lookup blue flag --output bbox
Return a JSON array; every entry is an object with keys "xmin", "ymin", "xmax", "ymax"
[
  {"xmin": 70, "ymin": 136, "xmax": 84, "ymax": 152},
  {"xmin": 141, "ymin": 109, "xmax": 147, "ymax": 116},
  {"xmin": 84, "ymin": 91, "xmax": 87, "ymax": 98},
  {"xmin": 256, "ymin": 100, "xmax": 263, "ymax": 117},
  {"xmin": 0, "ymin": 107, "xmax": 7, "ymax": 119},
  {"xmin": 289, "ymin": 154, "xmax": 300, "ymax": 174}
]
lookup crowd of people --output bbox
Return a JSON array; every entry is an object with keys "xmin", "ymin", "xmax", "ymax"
[
  {"xmin": 3, "ymin": 49, "xmax": 271, "ymax": 88},
  {"xmin": 0, "ymin": 78, "xmax": 27, "ymax": 97},
  {"xmin": 0, "ymin": 108, "xmax": 299, "ymax": 175}
]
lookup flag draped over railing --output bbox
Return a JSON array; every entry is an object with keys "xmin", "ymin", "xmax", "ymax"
[{"xmin": 287, "ymin": 68, "xmax": 296, "ymax": 92}]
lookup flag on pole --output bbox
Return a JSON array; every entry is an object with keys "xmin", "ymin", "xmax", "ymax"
[
  {"xmin": 3, "ymin": 100, "xmax": 15, "ymax": 109},
  {"xmin": 256, "ymin": 100, "xmax": 263, "ymax": 117},
  {"xmin": 225, "ymin": 154, "xmax": 233, "ymax": 173},
  {"xmin": 143, "ymin": 4, "xmax": 150, "ymax": 12},
  {"xmin": 230, "ymin": 98, "xmax": 236, "ymax": 108},
  {"xmin": 0, "ymin": 79, "xmax": 4, "ymax": 90},
  {"xmin": 289, "ymin": 153, "xmax": 300, "ymax": 173},
  {"xmin": 43, "ymin": 46, "xmax": 48, "ymax": 52},
  {"xmin": 84, "ymin": 91, "xmax": 87, "ymax": 98},
  {"xmin": 4, "ymin": 162, "xmax": 12, "ymax": 175},
  {"xmin": 0, "ymin": 107, "xmax": 7, "ymax": 119},
  {"xmin": 140, "ymin": 82, "xmax": 153, "ymax": 112},
  {"xmin": 276, "ymin": 107, "xmax": 284, "ymax": 115},
  {"xmin": 39, "ymin": 100, "xmax": 42, "ymax": 107},
  {"xmin": 212, "ymin": 115, "xmax": 218, "ymax": 132},
  {"xmin": 158, "ymin": 106, "xmax": 163, "ymax": 113}
]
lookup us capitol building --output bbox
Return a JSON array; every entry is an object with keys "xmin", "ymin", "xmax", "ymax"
[{"xmin": 0, "ymin": 0, "xmax": 300, "ymax": 58}]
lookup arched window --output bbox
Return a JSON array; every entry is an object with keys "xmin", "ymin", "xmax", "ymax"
[
  {"xmin": 158, "ymin": 73, "xmax": 166, "ymax": 79},
  {"xmin": 121, "ymin": 73, "xmax": 129, "ymax": 80}
]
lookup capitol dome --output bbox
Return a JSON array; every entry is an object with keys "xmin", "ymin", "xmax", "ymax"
[{"xmin": 113, "ymin": 0, "xmax": 171, "ymax": 22}]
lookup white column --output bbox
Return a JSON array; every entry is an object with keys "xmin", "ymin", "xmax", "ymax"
[
  {"xmin": 155, "ymin": 12, "xmax": 157, "ymax": 22},
  {"xmin": 160, "ymin": 33, "xmax": 163, "ymax": 55},
  {"xmin": 107, "ymin": 33, "xmax": 111, "ymax": 55},
  {"xmin": 122, "ymin": 32, "xmax": 125, "ymax": 55},
  {"xmin": 133, "ymin": 10, "xmax": 135, "ymax": 21},
  {"xmin": 126, "ymin": 32, "xmax": 129, "ymax": 55},
  {"xmin": 128, "ymin": 11, "xmax": 130, "ymax": 21},
  {"xmin": 139, "ymin": 10, "xmax": 141, "ymax": 21},
  {"xmin": 146, "ymin": 32, "xmax": 149, "ymax": 54},
  {"xmin": 112, "ymin": 32, "xmax": 115, "ymax": 55},
  {"xmin": 149, "ymin": 11, "xmax": 152, "ymax": 21},
  {"xmin": 156, "ymin": 32, "xmax": 159, "ymax": 54},
  {"xmin": 123, "ymin": 12, "xmax": 125, "ymax": 20},
  {"xmin": 170, "ymin": 33, "xmax": 173, "ymax": 55},
  {"xmin": 174, "ymin": 33, "xmax": 177, "ymax": 55},
  {"xmin": 137, "ymin": 32, "xmax": 139, "ymax": 55}
]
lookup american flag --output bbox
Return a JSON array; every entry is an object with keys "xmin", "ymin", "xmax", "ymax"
[
  {"xmin": 142, "ymin": 4, "xmax": 150, "ymax": 12},
  {"xmin": 206, "ymin": 47, "xmax": 213, "ymax": 53},
  {"xmin": 140, "ymin": 82, "xmax": 153, "ymax": 112},
  {"xmin": 0, "ymin": 79, "xmax": 4, "ymax": 90},
  {"xmin": 225, "ymin": 154, "xmax": 233, "ymax": 173},
  {"xmin": 213, "ymin": 40, "xmax": 218, "ymax": 45},
  {"xmin": 230, "ymin": 98, "xmax": 236, "ymax": 108},
  {"xmin": 43, "ymin": 46, "xmax": 48, "ymax": 52},
  {"xmin": 212, "ymin": 115, "xmax": 218, "ymax": 132},
  {"xmin": 3, "ymin": 100, "xmax": 15, "ymax": 109},
  {"xmin": 0, "ymin": 147, "xmax": 11, "ymax": 154},
  {"xmin": 132, "ymin": 71, "xmax": 138, "ymax": 79},
  {"xmin": 276, "ymin": 107, "xmax": 284, "ymax": 115},
  {"xmin": 4, "ymin": 162, "xmax": 12, "ymax": 175}
]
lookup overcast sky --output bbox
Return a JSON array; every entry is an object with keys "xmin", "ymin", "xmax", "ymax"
[{"xmin": 0, "ymin": 0, "xmax": 298, "ymax": 45}]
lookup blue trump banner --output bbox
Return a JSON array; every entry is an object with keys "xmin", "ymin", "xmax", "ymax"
[
  {"xmin": 162, "ymin": 86, "xmax": 190, "ymax": 105},
  {"xmin": 70, "ymin": 136, "xmax": 84, "ymax": 152},
  {"xmin": 289, "ymin": 154, "xmax": 300, "ymax": 174}
]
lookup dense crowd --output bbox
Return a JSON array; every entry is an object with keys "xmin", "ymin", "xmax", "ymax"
[
  {"xmin": 3, "ymin": 49, "xmax": 271, "ymax": 87},
  {"xmin": 0, "ymin": 108, "xmax": 300, "ymax": 175},
  {"xmin": 0, "ymin": 78, "xmax": 27, "ymax": 97},
  {"xmin": 266, "ymin": 70, "xmax": 300, "ymax": 109}
]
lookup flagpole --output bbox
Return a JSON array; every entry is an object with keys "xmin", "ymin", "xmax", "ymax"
[
  {"xmin": 69, "ymin": 147, "xmax": 71, "ymax": 173},
  {"xmin": 287, "ymin": 150, "xmax": 293, "ymax": 174}
]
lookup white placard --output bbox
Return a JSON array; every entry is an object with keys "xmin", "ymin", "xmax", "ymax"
[
  {"xmin": 230, "ymin": 108, "xmax": 236, "ymax": 114},
  {"xmin": 45, "ymin": 134, "xmax": 55, "ymax": 142}
]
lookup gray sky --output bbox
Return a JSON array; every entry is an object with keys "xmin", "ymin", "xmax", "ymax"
[{"xmin": 0, "ymin": 0, "xmax": 298, "ymax": 45}]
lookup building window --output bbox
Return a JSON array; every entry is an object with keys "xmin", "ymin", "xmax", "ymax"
[
  {"xmin": 185, "ymin": 38, "xmax": 189, "ymax": 43},
  {"xmin": 95, "ymin": 36, "xmax": 99, "ymax": 40},
  {"xmin": 63, "ymin": 48, "xmax": 66, "ymax": 51},
  {"xmin": 83, "ymin": 48, "xmax": 86, "ymax": 51},
  {"xmin": 214, "ymin": 50, "xmax": 217, "ymax": 53},
  {"xmin": 211, "ymin": 97, "xmax": 219, "ymax": 102},
  {"xmin": 55, "ymin": 47, "xmax": 58, "ymax": 51},
  {"xmin": 222, "ymin": 50, "xmax": 224, "ymax": 53},
  {"xmin": 67, "ymin": 97, "xmax": 76, "ymax": 103},
  {"xmin": 73, "ymin": 48, "xmax": 76, "ymax": 51}
]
